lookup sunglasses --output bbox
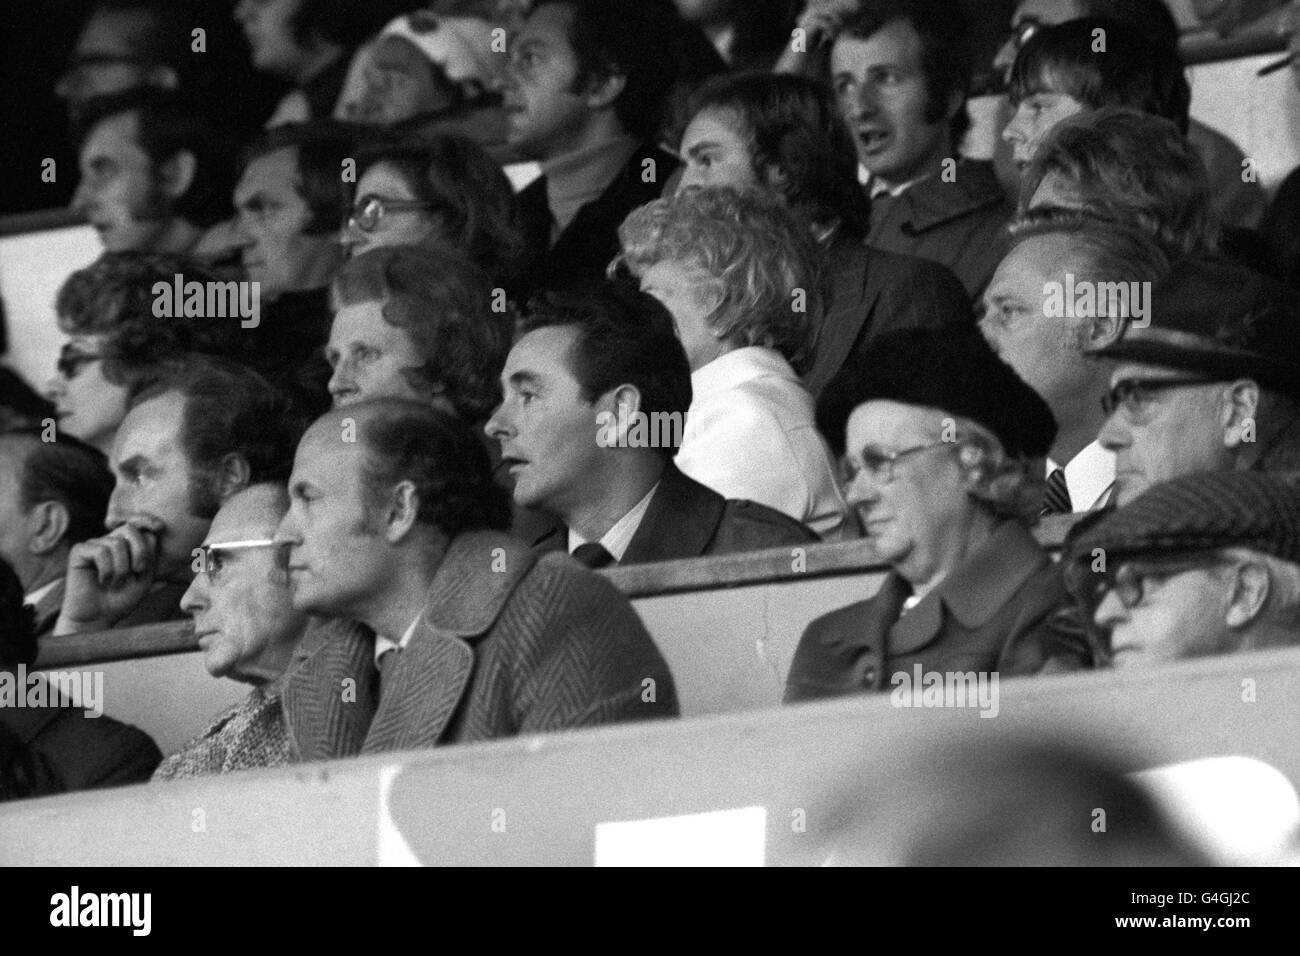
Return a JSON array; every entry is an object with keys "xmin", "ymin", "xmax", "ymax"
[
  {"xmin": 346, "ymin": 194, "xmax": 436, "ymax": 233},
  {"xmin": 194, "ymin": 539, "xmax": 288, "ymax": 582},
  {"xmin": 56, "ymin": 346, "xmax": 107, "ymax": 379},
  {"xmin": 1100, "ymin": 376, "xmax": 1219, "ymax": 422}
]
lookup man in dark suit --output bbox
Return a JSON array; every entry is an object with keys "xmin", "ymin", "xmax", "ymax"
[
  {"xmin": 275, "ymin": 399, "xmax": 677, "ymax": 759},
  {"xmin": 672, "ymin": 71, "xmax": 972, "ymax": 400},
  {"xmin": 506, "ymin": 0, "xmax": 684, "ymax": 296},
  {"xmin": 0, "ymin": 429, "xmax": 112, "ymax": 637},
  {"xmin": 0, "ymin": 557, "xmax": 160, "ymax": 798},
  {"xmin": 785, "ymin": 329, "xmax": 1092, "ymax": 703},
  {"xmin": 485, "ymin": 282, "xmax": 817, "ymax": 569}
]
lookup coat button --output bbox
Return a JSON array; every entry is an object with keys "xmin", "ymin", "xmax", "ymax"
[{"xmin": 863, "ymin": 667, "xmax": 877, "ymax": 684}]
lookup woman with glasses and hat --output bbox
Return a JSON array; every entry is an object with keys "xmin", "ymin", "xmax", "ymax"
[{"xmin": 785, "ymin": 326, "xmax": 1092, "ymax": 703}]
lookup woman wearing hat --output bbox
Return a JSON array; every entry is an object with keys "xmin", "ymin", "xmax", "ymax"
[{"xmin": 785, "ymin": 327, "xmax": 1091, "ymax": 702}]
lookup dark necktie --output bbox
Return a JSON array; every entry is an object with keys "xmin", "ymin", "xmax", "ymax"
[
  {"xmin": 571, "ymin": 542, "xmax": 616, "ymax": 569},
  {"xmin": 1042, "ymin": 467, "xmax": 1073, "ymax": 516}
]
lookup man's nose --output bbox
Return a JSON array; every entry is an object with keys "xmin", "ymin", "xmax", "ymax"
[
  {"xmin": 104, "ymin": 485, "xmax": 130, "ymax": 530},
  {"xmin": 853, "ymin": 81, "xmax": 881, "ymax": 118},
  {"xmin": 1002, "ymin": 106, "xmax": 1028, "ymax": 145},
  {"xmin": 180, "ymin": 573, "xmax": 208, "ymax": 616},
  {"xmin": 327, "ymin": 359, "xmax": 355, "ymax": 401},
  {"xmin": 484, "ymin": 403, "xmax": 511, "ymax": 441},
  {"xmin": 70, "ymin": 179, "xmax": 94, "ymax": 216},
  {"xmin": 844, "ymin": 470, "xmax": 883, "ymax": 509},
  {"xmin": 1093, "ymin": 588, "xmax": 1128, "ymax": 631},
  {"xmin": 1097, "ymin": 410, "xmax": 1129, "ymax": 451},
  {"xmin": 272, "ymin": 513, "xmax": 300, "ymax": 548}
]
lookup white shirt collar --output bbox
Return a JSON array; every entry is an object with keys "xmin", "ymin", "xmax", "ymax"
[
  {"xmin": 691, "ymin": 347, "xmax": 796, "ymax": 403},
  {"xmin": 1047, "ymin": 441, "xmax": 1116, "ymax": 513},
  {"xmin": 567, "ymin": 480, "xmax": 660, "ymax": 563},
  {"xmin": 864, "ymin": 167, "xmax": 930, "ymax": 198},
  {"xmin": 24, "ymin": 578, "xmax": 62, "ymax": 608},
  {"xmin": 373, "ymin": 615, "xmax": 422, "ymax": 668}
]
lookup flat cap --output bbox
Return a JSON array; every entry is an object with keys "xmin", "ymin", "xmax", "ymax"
[
  {"xmin": 815, "ymin": 328, "xmax": 1057, "ymax": 458},
  {"xmin": 1093, "ymin": 256, "xmax": 1300, "ymax": 398},
  {"xmin": 1070, "ymin": 470, "xmax": 1300, "ymax": 566}
]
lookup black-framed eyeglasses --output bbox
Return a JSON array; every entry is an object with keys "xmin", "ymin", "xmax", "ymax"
[
  {"xmin": 195, "ymin": 539, "xmax": 289, "ymax": 582},
  {"xmin": 1090, "ymin": 552, "xmax": 1232, "ymax": 611},
  {"xmin": 56, "ymin": 345, "xmax": 107, "ymax": 379},
  {"xmin": 839, "ymin": 439, "xmax": 951, "ymax": 486},
  {"xmin": 346, "ymin": 194, "xmax": 436, "ymax": 233},
  {"xmin": 1100, "ymin": 376, "xmax": 1220, "ymax": 422}
]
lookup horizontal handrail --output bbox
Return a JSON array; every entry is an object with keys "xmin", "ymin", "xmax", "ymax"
[{"xmin": 35, "ymin": 515, "xmax": 1078, "ymax": 670}]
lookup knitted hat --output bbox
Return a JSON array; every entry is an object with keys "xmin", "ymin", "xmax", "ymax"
[
  {"xmin": 1070, "ymin": 470, "xmax": 1300, "ymax": 566},
  {"xmin": 1093, "ymin": 256, "xmax": 1300, "ymax": 399},
  {"xmin": 815, "ymin": 328, "xmax": 1057, "ymax": 458},
  {"xmin": 379, "ymin": 12, "xmax": 500, "ymax": 96}
]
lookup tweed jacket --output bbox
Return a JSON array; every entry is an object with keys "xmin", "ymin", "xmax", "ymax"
[
  {"xmin": 282, "ymin": 531, "xmax": 678, "ymax": 760},
  {"xmin": 152, "ymin": 684, "xmax": 292, "ymax": 781},
  {"xmin": 803, "ymin": 235, "xmax": 975, "ymax": 399},
  {"xmin": 533, "ymin": 463, "xmax": 819, "ymax": 565},
  {"xmin": 865, "ymin": 158, "xmax": 1013, "ymax": 299},
  {"xmin": 785, "ymin": 521, "xmax": 1090, "ymax": 702}
]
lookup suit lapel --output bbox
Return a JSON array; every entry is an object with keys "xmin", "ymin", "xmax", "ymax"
[
  {"xmin": 281, "ymin": 618, "xmax": 377, "ymax": 762},
  {"xmin": 360, "ymin": 532, "xmax": 537, "ymax": 753},
  {"xmin": 805, "ymin": 238, "xmax": 885, "ymax": 397},
  {"xmin": 621, "ymin": 465, "xmax": 726, "ymax": 564}
]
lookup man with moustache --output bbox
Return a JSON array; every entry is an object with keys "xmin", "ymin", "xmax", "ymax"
[{"xmin": 275, "ymin": 399, "xmax": 677, "ymax": 759}]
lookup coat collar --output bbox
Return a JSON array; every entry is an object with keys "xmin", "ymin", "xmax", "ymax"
[
  {"xmin": 889, "ymin": 521, "xmax": 1050, "ymax": 654},
  {"xmin": 890, "ymin": 159, "xmax": 1007, "ymax": 235},
  {"xmin": 620, "ymin": 464, "xmax": 727, "ymax": 564},
  {"xmin": 421, "ymin": 531, "xmax": 538, "ymax": 638}
]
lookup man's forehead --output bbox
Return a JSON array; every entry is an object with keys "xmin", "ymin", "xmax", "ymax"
[
  {"xmin": 113, "ymin": 392, "xmax": 186, "ymax": 461},
  {"xmin": 83, "ymin": 111, "xmax": 143, "ymax": 154},
  {"xmin": 507, "ymin": 326, "xmax": 578, "ymax": 377},
  {"xmin": 237, "ymin": 147, "xmax": 300, "ymax": 197},
  {"xmin": 518, "ymin": 3, "xmax": 574, "ymax": 47},
  {"xmin": 832, "ymin": 19, "xmax": 924, "ymax": 69},
  {"xmin": 295, "ymin": 419, "xmax": 364, "ymax": 470},
  {"xmin": 206, "ymin": 488, "xmax": 286, "ymax": 542}
]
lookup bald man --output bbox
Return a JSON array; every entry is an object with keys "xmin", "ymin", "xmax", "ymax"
[
  {"xmin": 154, "ymin": 483, "xmax": 321, "ymax": 780},
  {"xmin": 273, "ymin": 399, "xmax": 678, "ymax": 759}
]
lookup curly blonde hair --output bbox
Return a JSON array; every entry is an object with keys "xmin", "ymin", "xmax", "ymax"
[{"xmin": 613, "ymin": 185, "xmax": 822, "ymax": 374}]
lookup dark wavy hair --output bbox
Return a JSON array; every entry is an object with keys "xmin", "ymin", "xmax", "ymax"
[
  {"xmin": 1009, "ymin": 17, "xmax": 1190, "ymax": 134},
  {"xmin": 73, "ymin": 87, "xmax": 238, "ymax": 227},
  {"xmin": 533, "ymin": 0, "xmax": 684, "ymax": 142},
  {"xmin": 55, "ymin": 251, "xmax": 240, "ymax": 390},
  {"xmin": 1019, "ymin": 107, "xmax": 1218, "ymax": 256},
  {"xmin": 129, "ymin": 356, "xmax": 304, "ymax": 517},
  {"xmin": 0, "ymin": 429, "xmax": 113, "ymax": 547},
  {"xmin": 331, "ymin": 245, "xmax": 511, "ymax": 423},
  {"xmin": 355, "ymin": 134, "xmax": 527, "ymax": 289},
  {"xmin": 687, "ymin": 71, "xmax": 871, "ymax": 238},
  {"xmin": 519, "ymin": 280, "xmax": 692, "ymax": 460},
  {"xmin": 836, "ymin": 0, "xmax": 973, "ymax": 146},
  {"xmin": 239, "ymin": 120, "xmax": 365, "ymax": 236},
  {"xmin": 354, "ymin": 399, "xmax": 511, "ymax": 536}
]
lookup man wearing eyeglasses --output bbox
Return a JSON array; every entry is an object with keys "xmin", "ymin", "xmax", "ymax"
[
  {"xmin": 1067, "ymin": 471, "xmax": 1300, "ymax": 667},
  {"xmin": 153, "ymin": 484, "xmax": 314, "ymax": 780},
  {"xmin": 1092, "ymin": 257, "xmax": 1300, "ymax": 508},
  {"xmin": 785, "ymin": 328, "xmax": 1091, "ymax": 704}
]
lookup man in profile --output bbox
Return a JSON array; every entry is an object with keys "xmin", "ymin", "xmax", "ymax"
[
  {"xmin": 275, "ymin": 399, "xmax": 678, "ymax": 758},
  {"xmin": 55, "ymin": 357, "xmax": 300, "ymax": 635},
  {"xmin": 485, "ymin": 283, "xmax": 817, "ymax": 567},
  {"xmin": 0, "ymin": 429, "xmax": 113, "ymax": 636}
]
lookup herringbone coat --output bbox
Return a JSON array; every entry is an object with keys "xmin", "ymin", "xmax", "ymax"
[{"xmin": 282, "ymin": 531, "xmax": 678, "ymax": 760}]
